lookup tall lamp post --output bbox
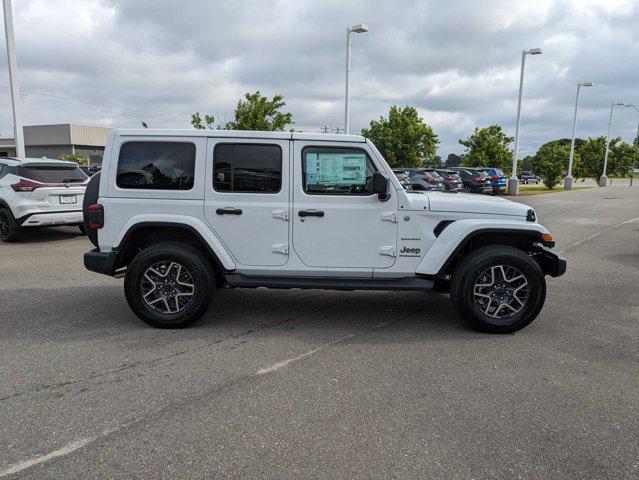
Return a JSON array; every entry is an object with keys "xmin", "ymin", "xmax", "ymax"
[
  {"xmin": 625, "ymin": 104, "xmax": 639, "ymax": 187},
  {"xmin": 344, "ymin": 24, "xmax": 368, "ymax": 135},
  {"xmin": 565, "ymin": 82, "xmax": 594, "ymax": 190},
  {"xmin": 600, "ymin": 102, "xmax": 625, "ymax": 187},
  {"xmin": 2, "ymin": 0, "xmax": 24, "ymax": 158},
  {"xmin": 508, "ymin": 48, "xmax": 543, "ymax": 196}
]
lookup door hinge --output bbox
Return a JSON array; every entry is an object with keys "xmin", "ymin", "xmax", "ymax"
[
  {"xmin": 380, "ymin": 211, "xmax": 398, "ymax": 223},
  {"xmin": 272, "ymin": 209, "xmax": 289, "ymax": 221},
  {"xmin": 378, "ymin": 246, "xmax": 396, "ymax": 257},
  {"xmin": 272, "ymin": 244, "xmax": 289, "ymax": 255}
]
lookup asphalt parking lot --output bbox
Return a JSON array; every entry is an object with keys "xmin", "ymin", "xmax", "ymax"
[{"xmin": 1, "ymin": 187, "xmax": 637, "ymax": 479}]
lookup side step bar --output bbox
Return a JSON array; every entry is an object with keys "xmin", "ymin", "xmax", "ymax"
[{"xmin": 225, "ymin": 273, "xmax": 434, "ymax": 292}]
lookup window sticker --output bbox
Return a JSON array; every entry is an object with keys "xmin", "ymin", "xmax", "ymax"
[{"xmin": 307, "ymin": 152, "xmax": 367, "ymax": 186}]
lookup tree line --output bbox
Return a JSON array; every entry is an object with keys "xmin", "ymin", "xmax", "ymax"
[{"xmin": 190, "ymin": 91, "xmax": 638, "ymax": 189}]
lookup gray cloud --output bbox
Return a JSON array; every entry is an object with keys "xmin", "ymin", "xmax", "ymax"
[{"xmin": 0, "ymin": 0, "xmax": 636, "ymax": 157}]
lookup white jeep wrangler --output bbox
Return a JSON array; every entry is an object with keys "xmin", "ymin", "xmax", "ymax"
[{"xmin": 83, "ymin": 129, "xmax": 565, "ymax": 333}]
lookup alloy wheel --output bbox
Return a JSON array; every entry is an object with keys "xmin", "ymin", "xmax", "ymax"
[
  {"xmin": 140, "ymin": 261, "xmax": 195, "ymax": 314},
  {"xmin": 472, "ymin": 264, "xmax": 529, "ymax": 319}
]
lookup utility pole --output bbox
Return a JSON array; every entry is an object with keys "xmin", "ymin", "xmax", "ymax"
[{"xmin": 3, "ymin": 0, "xmax": 25, "ymax": 158}]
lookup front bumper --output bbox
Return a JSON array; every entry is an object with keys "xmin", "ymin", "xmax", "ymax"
[
  {"xmin": 84, "ymin": 248, "xmax": 119, "ymax": 276},
  {"xmin": 17, "ymin": 210, "xmax": 83, "ymax": 227},
  {"xmin": 532, "ymin": 246, "xmax": 567, "ymax": 277}
]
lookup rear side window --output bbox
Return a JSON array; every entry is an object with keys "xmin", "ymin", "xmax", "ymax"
[
  {"xmin": 117, "ymin": 142, "xmax": 195, "ymax": 190},
  {"xmin": 17, "ymin": 165, "xmax": 88, "ymax": 183},
  {"xmin": 214, "ymin": 144, "xmax": 282, "ymax": 193},
  {"xmin": 302, "ymin": 147, "xmax": 376, "ymax": 195}
]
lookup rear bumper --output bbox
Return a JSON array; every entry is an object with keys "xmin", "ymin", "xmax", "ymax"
[
  {"xmin": 17, "ymin": 210, "xmax": 83, "ymax": 227},
  {"xmin": 84, "ymin": 248, "xmax": 119, "ymax": 276},
  {"xmin": 533, "ymin": 246, "xmax": 567, "ymax": 277}
]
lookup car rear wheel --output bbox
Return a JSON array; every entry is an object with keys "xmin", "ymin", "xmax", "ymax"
[
  {"xmin": 0, "ymin": 208, "xmax": 20, "ymax": 242},
  {"xmin": 450, "ymin": 245, "xmax": 546, "ymax": 333},
  {"xmin": 124, "ymin": 241, "xmax": 215, "ymax": 328}
]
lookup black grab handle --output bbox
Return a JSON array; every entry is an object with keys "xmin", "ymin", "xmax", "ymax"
[
  {"xmin": 216, "ymin": 208, "xmax": 243, "ymax": 215},
  {"xmin": 298, "ymin": 210, "xmax": 324, "ymax": 218}
]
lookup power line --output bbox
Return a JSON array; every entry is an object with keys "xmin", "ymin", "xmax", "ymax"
[{"xmin": 0, "ymin": 85, "xmax": 192, "ymax": 124}]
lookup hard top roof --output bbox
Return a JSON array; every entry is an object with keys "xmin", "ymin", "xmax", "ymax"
[{"xmin": 113, "ymin": 128, "xmax": 367, "ymax": 143}]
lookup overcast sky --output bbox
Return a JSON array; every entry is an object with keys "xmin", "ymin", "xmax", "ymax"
[{"xmin": 0, "ymin": 0, "xmax": 637, "ymax": 157}]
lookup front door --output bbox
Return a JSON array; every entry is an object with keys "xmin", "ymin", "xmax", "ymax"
[
  {"xmin": 292, "ymin": 141, "xmax": 398, "ymax": 270},
  {"xmin": 204, "ymin": 139, "xmax": 289, "ymax": 267}
]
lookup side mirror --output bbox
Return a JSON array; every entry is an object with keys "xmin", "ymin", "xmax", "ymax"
[{"xmin": 372, "ymin": 172, "xmax": 390, "ymax": 200}]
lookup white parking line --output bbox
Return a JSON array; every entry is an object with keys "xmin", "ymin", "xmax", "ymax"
[
  {"xmin": 256, "ymin": 334, "xmax": 354, "ymax": 375},
  {"xmin": 0, "ymin": 435, "xmax": 102, "ymax": 478},
  {"xmin": 559, "ymin": 216, "xmax": 639, "ymax": 254}
]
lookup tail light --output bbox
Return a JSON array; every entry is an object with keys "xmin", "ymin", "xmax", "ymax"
[
  {"xmin": 473, "ymin": 177, "xmax": 482, "ymax": 181},
  {"xmin": 491, "ymin": 175, "xmax": 500, "ymax": 179},
  {"xmin": 88, "ymin": 204, "xmax": 104, "ymax": 229},
  {"xmin": 11, "ymin": 180, "xmax": 82, "ymax": 192},
  {"xmin": 426, "ymin": 177, "xmax": 436, "ymax": 183},
  {"xmin": 446, "ymin": 178, "xmax": 456, "ymax": 181}
]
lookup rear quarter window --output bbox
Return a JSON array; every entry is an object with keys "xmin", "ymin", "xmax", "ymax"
[{"xmin": 116, "ymin": 142, "xmax": 196, "ymax": 190}]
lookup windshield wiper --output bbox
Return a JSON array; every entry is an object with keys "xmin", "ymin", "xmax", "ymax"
[{"xmin": 62, "ymin": 178, "xmax": 84, "ymax": 183}]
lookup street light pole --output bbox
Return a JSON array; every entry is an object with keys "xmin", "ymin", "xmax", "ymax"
[
  {"xmin": 2, "ymin": 0, "xmax": 24, "ymax": 158},
  {"xmin": 600, "ymin": 102, "xmax": 625, "ymax": 187},
  {"xmin": 565, "ymin": 82, "xmax": 593, "ymax": 190},
  {"xmin": 625, "ymin": 104, "xmax": 639, "ymax": 187},
  {"xmin": 344, "ymin": 24, "xmax": 368, "ymax": 135},
  {"xmin": 508, "ymin": 48, "xmax": 542, "ymax": 196}
]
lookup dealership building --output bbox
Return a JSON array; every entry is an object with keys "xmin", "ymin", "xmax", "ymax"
[{"xmin": 0, "ymin": 124, "xmax": 111, "ymax": 165}]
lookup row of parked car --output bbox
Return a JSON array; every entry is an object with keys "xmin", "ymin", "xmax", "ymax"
[{"xmin": 392, "ymin": 167, "xmax": 507, "ymax": 195}]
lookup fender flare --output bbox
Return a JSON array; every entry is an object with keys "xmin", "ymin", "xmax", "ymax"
[
  {"xmin": 113, "ymin": 214, "xmax": 236, "ymax": 270},
  {"xmin": 416, "ymin": 219, "xmax": 551, "ymax": 276}
]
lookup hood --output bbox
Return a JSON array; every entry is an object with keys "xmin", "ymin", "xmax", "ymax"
[{"xmin": 402, "ymin": 191, "xmax": 529, "ymax": 217}]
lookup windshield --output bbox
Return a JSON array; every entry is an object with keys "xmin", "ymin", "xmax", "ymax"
[{"xmin": 18, "ymin": 165, "xmax": 88, "ymax": 183}]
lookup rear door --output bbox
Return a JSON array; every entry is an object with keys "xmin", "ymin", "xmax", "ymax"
[{"xmin": 203, "ymin": 139, "xmax": 289, "ymax": 267}]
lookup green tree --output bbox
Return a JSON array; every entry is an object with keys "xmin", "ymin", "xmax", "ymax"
[
  {"xmin": 361, "ymin": 105, "xmax": 439, "ymax": 168},
  {"xmin": 531, "ymin": 142, "xmax": 573, "ymax": 189},
  {"xmin": 458, "ymin": 125, "xmax": 513, "ymax": 174},
  {"xmin": 226, "ymin": 91, "xmax": 293, "ymax": 131},
  {"xmin": 445, "ymin": 153, "xmax": 462, "ymax": 167},
  {"xmin": 520, "ymin": 155, "xmax": 534, "ymax": 172},
  {"xmin": 192, "ymin": 91, "xmax": 294, "ymax": 132},
  {"xmin": 575, "ymin": 136, "xmax": 607, "ymax": 179},
  {"xmin": 608, "ymin": 141, "xmax": 637, "ymax": 177},
  {"xmin": 58, "ymin": 152, "xmax": 89, "ymax": 166},
  {"xmin": 191, "ymin": 112, "xmax": 217, "ymax": 130}
]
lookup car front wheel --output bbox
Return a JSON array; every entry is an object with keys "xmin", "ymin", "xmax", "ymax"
[
  {"xmin": 124, "ymin": 241, "xmax": 215, "ymax": 328},
  {"xmin": 450, "ymin": 245, "xmax": 546, "ymax": 333}
]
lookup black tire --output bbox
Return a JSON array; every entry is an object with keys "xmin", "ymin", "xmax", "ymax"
[
  {"xmin": 450, "ymin": 245, "xmax": 546, "ymax": 334},
  {"xmin": 124, "ymin": 241, "xmax": 215, "ymax": 328},
  {"xmin": 0, "ymin": 207, "xmax": 21, "ymax": 242},
  {"xmin": 78, "ymin": 224, "xmax": 86, "ymax": 235}
]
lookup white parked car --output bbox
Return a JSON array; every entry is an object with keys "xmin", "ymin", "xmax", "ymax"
[
  {"xmin": 83, "ymin": 130, "xmax": 565, "ymax": 333},
  {"xmin": 0, "ymin": 157, "xmax": 88, "ymax": 242}
]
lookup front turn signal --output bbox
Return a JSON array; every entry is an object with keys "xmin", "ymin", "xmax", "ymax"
[{"xmin": 541, "ymin": 233, "xmax": 553, "ymax": 242}]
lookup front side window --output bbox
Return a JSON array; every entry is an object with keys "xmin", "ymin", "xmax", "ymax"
[
  {"xmin": 117, "ymin": 142, "xmax": 195, "ymax": 190},
  {"xmin": 302, "ymin": 147, "xmax": 376, "ymax": 195},
  {"xmin": 214, "ymin": 144, "xmax": 281, "ymax": 193}
]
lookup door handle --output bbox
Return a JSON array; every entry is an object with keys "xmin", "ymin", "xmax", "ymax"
[
  {"xmin": 216, "ymin": 208, "xmax": 243, "ymax": 215},
  {"xmin": 298, "ymin": 210, "xmax": 324, "ymax": 218}
]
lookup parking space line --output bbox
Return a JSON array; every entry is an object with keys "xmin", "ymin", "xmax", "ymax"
[
  {"xmin": 256, "ymin": 334, "xmax": 354, "ymax": 375},
  {"xmin": 0, "ymin": 432, "xmax": 111, "ymax": 478},
  {"xmin": 559, "ymin": 216, "xmax": 639, "ymax": 254}
]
